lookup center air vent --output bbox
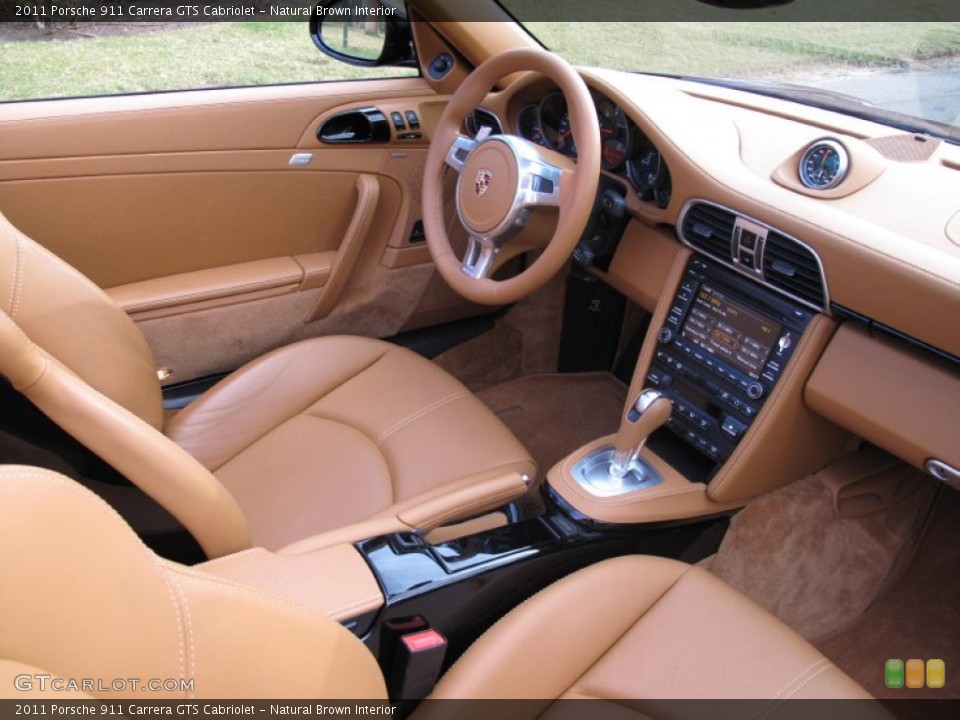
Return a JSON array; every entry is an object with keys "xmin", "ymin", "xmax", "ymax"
[
  {"xmin": 680, "ymin": 202, "xmax": 735, "ymax": 261},
  {"xmin": 763, "ymin": 231, "xmax": 826, "ymax": 308},
  {"xmin": 465, "ymin": 108, "xmax": 502, "ymax": 137},
  {"xmin": 678, "ymin": 199, "xmax": 829, "ymax": 312}
]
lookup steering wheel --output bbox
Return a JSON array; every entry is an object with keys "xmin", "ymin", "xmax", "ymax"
[{"xmin": 422, "ymin": 48, "xmax": 601, "ymax": 305}]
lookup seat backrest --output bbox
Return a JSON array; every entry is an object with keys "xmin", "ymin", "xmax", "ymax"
[
  {"xmin": 0, "ymin": 211, "xmax": 250, "ymax": 559},
  {"xmin": 0, "ymin": 211, "xmax": 163, "ymax": 430},
  {"xmin": 0, "ymin": 465, "xmax": 387, "ymax": 700}
]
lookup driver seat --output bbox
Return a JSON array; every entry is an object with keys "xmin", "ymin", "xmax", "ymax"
[{"xmin": 0, "ymin": 210, "xmax": 536, "ymax": 558}]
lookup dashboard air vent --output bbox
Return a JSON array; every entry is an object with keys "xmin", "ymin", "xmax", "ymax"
[
  {"xmin": 681, "ymin": 202, "xmax": 735, "ymax": 261},
  {"xmin": 465, "ymin": 108, "xmax": 502, "ymax": 137},
  {"xmin": 763, "ymin": 232, "xmax": 826, "ymax": 308}
]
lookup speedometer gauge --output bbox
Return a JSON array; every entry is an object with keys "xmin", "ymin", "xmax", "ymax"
[
  {"xmin": 799, "ymin": 139, "xmax": 849, "ymax": 190},
  {"xmin": 596, "ymin": 97, "xmax": 631, "ymax": 170},
  {"xmin": 517, "ymin": 104, "xmax": 547, "ymax": 148}
]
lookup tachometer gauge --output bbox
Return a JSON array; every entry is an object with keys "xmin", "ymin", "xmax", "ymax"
[
  {"xmin": 539, "ymin": 92, "xmax": 577, "ymax": 157},
  {"xmin": 517, "ymin": 104, "xmax": 547, "ymax": 148},
  {"xmin": 627, "ymin": 139, "xmax": 661, "ymax": 200},
  {"xmin": 799, "ymin": 139, "xmax": 849, "ymax": 190},
  {"xmin": 596, "ymin": 97, "xmax": 631, "ymax": 170}
]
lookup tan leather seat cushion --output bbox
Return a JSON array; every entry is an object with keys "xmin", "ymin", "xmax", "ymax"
[
  {"xmin": 428, "ymin": 555, "xmax": 875, "ymax": 702},
  {"xmin": 0, "ymin": 465, "xmax": 387, "ymax": 700},
  {"xmin": 166, "ymin": 335, "xmax": 536, "ymax": 550}
]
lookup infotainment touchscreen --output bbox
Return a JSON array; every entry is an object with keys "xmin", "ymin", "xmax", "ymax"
[{"xmin": 681, "ymin": 284, "xmax": 782, "ymax": 379}]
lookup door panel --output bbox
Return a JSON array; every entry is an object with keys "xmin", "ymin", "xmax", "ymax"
[
  {"xmin": 0, "ymin": 78, "xmax": 489, "ymax": 384},
  {"xmin": 0, "ymin": 171, "xmax": 362, "ymax": 287}
]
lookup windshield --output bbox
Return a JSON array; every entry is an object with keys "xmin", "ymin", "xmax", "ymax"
[{"xmin": 507, "ymin": 19, "xmax": 960, "ymax": 140}]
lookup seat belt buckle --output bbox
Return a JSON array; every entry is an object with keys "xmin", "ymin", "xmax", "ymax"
[{"xmin": 380, "ymin": 616, "xmax": 448, "ymax": 701}]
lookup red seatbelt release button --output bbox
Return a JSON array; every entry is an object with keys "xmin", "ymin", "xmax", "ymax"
[{"xmin": 401, "ymin": 628, "xmax": 447, "ymax": 653}]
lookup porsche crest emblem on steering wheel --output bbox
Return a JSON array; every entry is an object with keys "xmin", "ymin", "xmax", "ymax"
[{"xmin": 475, "ymin": 169, "xmax": 493, "ymax": 197}]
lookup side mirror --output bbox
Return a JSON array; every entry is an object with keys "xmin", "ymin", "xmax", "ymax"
[{"xmin": 310, "ymin": 0, "xmax": 417, "ymax": 68}]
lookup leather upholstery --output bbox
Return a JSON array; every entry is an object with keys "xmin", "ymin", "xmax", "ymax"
[
  {"xmin": 0, "ymin": 211, "xmax": 163, "ymax": 430},
  {"xmin": 2, "ymin": 465, "xmax": 876, "ymax": 706},
  {"xmin": 0, "ymin": 309, "xmax": 252, "ymax": 559},
  {"xmin": 0, "ymin": 210, "xmax": 536, "ymax": 554},
  {"xmin": 427, "ymin": 555, "xmax": 876, "ymax": 702},
  {"xmin": 166, "ymin": 335, "xmax": 535, "ymax": 550},
  {"xmin": 0, "ymin": 466, "xmax": 387, "ymax": 700}
]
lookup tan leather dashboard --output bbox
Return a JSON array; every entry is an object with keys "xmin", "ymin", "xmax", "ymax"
[
  {"xmin": 806, "ymin": 324, "xmax": 960, "ymax": 472},
  {"xmin": 479, "ymin": 68, "xmax": 960, "ymax": 360},
  {"xmin": 478, "ymin": 64, "xmax": 959, "ymax": 481}
]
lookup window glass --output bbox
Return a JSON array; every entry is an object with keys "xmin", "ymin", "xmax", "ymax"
[
  {"xmin": 0, "ymin": 21, "xmax": 417, "ymax": 102},
  {"xmin": 513, "ymin": 19, "xmax": 960, "ymax": 140}
]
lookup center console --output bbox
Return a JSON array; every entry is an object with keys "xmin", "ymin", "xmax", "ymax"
[
  {"xmin": 648, "ymin": 256, "xmax": 813, "ymax": 466},
  {"xmin": 197, "ymin": 240, "xmax": 848, "ymax": 706}
]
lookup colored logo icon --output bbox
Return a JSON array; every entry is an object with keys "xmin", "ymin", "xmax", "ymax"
[
  {"xmin": 885, "ymin": 658, "xmax": 945, "ymax": 689},
  {"xmin": 885, "ymin": 659, "xmax": 904, "ymax": 688},
  {"xmin": 927, "ymin": 659, "xmax": 946, "ymax": 689}
]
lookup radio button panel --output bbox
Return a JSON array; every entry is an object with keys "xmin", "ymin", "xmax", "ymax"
[{"xmin": 649, "ymin": 256, "xmax": 813, "ymax": 466}]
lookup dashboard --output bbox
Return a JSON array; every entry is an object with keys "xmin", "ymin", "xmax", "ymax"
[{"xmin": 477, "ymin": 66, "xmax": 960, "ymax": 488}]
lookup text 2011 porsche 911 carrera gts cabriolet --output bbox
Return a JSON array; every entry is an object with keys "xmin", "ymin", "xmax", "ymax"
[{"xmin": 0, "ymin": 0, "xmax": 958, "ymax": 714}]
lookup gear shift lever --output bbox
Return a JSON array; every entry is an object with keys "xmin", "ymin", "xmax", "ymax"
[
  {"xmin": 569, "ymin": 388, "xmax": 672, "ymax": 497},
  {"xmin": 610, "ymin": 389, "xmax": 673, "ymax": 477}
]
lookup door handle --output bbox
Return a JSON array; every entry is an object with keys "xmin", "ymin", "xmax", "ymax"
[
  {"xmin": 318, "ymin": 107, "xmax": 391, "ymax": 144},
  {"xmin": 305, "ymin": 174, "xmax": 380, "ymax": 321}
]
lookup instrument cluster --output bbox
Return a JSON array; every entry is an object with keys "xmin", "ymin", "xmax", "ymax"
[{"xmin": 515, "ymin": 89, "xmax": 672, "ymax": 208}]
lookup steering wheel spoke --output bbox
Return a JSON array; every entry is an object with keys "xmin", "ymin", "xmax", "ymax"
[
  {"xmin": 518, "ymin": 155, "xmax": 564, "ymax": 208},
  {"xmin": 461, "ymin": 234, "xmax": 501, "ymax": 280},
  {"xmin": 445, "ymin": 134, "xmax": 478, "ymax": 173}
]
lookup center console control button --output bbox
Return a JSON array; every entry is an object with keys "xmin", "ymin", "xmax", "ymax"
[
  {"xmin": 720, "ymin": 414, "xmax": 748, "ymax": 440},
  {"xmin": 649, "ymin": 255, "xmax": 813, "ymax": 466},
  {"xmin": 745, "ymin": 381, "xmax": 764, "ymax": 400}
]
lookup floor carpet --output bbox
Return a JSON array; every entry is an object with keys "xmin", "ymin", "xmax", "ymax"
[
  {"xmin": 476, "ymin": 372, "xmax": 628, "ymax": 478},
  {"xmin": 815, "ymin": 485, "xmax": 960, "ymax": 700},
  {"xmin": 710, "ymin": 463, "xmax": 939, "ymax": 642}
]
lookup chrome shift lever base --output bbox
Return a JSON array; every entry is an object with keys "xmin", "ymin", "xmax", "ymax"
[{"xmin": 571, "ymin": 445, "xmax": 663, "ymax": 497}]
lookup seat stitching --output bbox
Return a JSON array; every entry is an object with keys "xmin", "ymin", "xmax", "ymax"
[
  {"xmin": 216, "ymin": 411, "xmax": 399, "ymax": 505},
  {"xmin": 201, "ymin": 349, "xmax": 389, "ymax": 472},
  {"xmin": 301, "ymin": 351, "xmax": 390, "ymax": 417},
  {"xmin": 750, "ymin": 658, "xmax": 832, "ymax": 720},
  {"xmin": 0, "ymin": 468, "xmax": 194, "ymax": 698},
  {"xmin": 158, "ymin": 568, "xmax": 196, "ymax": 699},
  {"xmin": 778, "ymin": 659, "xmax": 833, "ymax": 700},
  {"xmin": 375, "ymin": 390, "xmax": 471, "ymax": 447},
  {"xmin": 166, "ymin": 562, "xmax": 338, "ymax": 622},
  {"xmin": 269, "ymin": 412, "xmax": 401, "ymax": 504},
  {"xmin": 8, "ymin": 229, "xmax": 23, "ymax": 317}
]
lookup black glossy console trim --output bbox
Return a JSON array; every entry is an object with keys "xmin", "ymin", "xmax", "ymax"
[{"xmin": 355, "ymin": 491, "xmax": 731, "ymax": 671}]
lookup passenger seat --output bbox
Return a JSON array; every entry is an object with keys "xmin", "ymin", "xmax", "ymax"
[{"xmin": 0, "ymin": 465, "xmax": 882, "ymax": 711}]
